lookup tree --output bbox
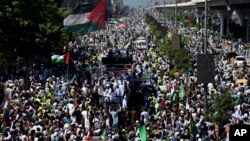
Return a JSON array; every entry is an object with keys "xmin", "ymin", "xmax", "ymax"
[
  {"xmin": 204, "ymin": 91, "xmax": 235, "ymax": 123},
  {"xmin": 145, "ymin": 16, "xmax": 191, "ymax": 78},
  {"xmin": 0, "ymin": 0, "xmax": 70, "ymax": 60},
  {"xmin": 159, "ymin": 36, "xmax": 171, "ymax": 54},
  {"xmin": 228, "ymin": 20, "xmax": 245, "ymax": 40}
]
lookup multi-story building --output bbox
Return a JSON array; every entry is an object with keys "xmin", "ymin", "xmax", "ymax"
[
  {"xmin": 61, "ymin": 0, "xmax": 99, "ymax": 9},
  {"xmin": 165, "ymin": 0, "xmax": 191, "ymax": 4},
  {"xmin": 61, "ymin": 0, "xmax": 82, "ymax": 9},
  {"xmin": 111, "ymin": 0, "xmax": 124, "ymax": 16}
]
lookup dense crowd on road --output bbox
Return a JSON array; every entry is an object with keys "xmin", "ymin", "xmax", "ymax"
[{"xmin": 1, "ymin": 9, "xmax": 250, "ymax": 141}]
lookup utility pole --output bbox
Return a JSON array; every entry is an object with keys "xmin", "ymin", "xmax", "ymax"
[
  {"xmin": 204, "ymin": 0, "xmax": 208, "ymax": 111},
  {"xmin": 204, "ymin": 0, "xmax": 208, "ymax": 55},
  {"xmin": 67, "ymin": 0, "xmax": 70, "ymax": 9},
  {"xmin": 175, "ymin": 0, "xmax": 177, "ymax": 34},
  {"xmin": 171, "ymin": 0, "xmax": 180, "ymax": 50},
  {"xmin": 164, "ymin": 0, "xmax": 166, "ymax": 25},
  {"xmin": 151, "ymin": 0, "xmax": 153, "ymax": 17}
]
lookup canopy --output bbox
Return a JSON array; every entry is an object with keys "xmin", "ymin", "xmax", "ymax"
[
  {"xmin": 119, "ymin": 23, "xmax": 126, "ymax": 29},
  {"xmin": 236, "ymin": 79, "xmax": 247, "ymax": 85}
]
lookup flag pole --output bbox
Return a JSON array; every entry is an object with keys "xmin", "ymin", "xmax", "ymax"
[
  {"xmin": 66, "ymin": 48, "xmax": 70, "ymax": 81},
  {"xmin": 67, "ymin": 61, "xmax": 69, "ymax": 81}
]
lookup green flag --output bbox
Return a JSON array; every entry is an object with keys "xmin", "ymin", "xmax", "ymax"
[
  {"xmin": 107, "ymin": 37, "xmax": 113, "ymax": 47},
  {"xmin": 169, "ymin": 87, "xmax": 174, "ymax": 102},
  {"xmin": 165, "ymin": 138, "xmax": 170, "ymax": 141},
  {"xmin": 231, "ymin": 94, "xmax": 241, "ymax": 105},
  {"xmin": 139, "ymin": 125, "xmax": 147, "ymax": 141},
  {"xmin": 159, "ymin": 85, "xmax": 167, "ymax": 92},
  {"xmin": 101, "ymin": 129, "xmax": 107, "ymax": 140},
  {"xmin": 70, "ymin": 74, "xmax": 77, "ymax": 84},
  {"xmin": 178, "ymin": 82, "xmax": 186, "ymax": 101},
  {"xmin": 189, "ymin": 115, "xmax": 197, "ymax": 138},
  {"xmin": 168, "ymin": 93, "xmax": 174, "ymax": 103}
]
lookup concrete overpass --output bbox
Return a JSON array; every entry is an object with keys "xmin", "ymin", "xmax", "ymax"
[
  {"xmin": 155, "ymin": 0, "xmax": 250, "ymax": 10},
  {"xmin": 155, "ymin": 0, "xmax": 206, "ymax": 9},
  {"xmin": 149, "ymin": 0, "xmax": 250, "ymax": 41}
]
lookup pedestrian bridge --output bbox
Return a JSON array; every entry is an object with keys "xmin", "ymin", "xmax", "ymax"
[
  {"xmin": 154, "ymin": 0, "xmax": 250, "ymax": 9},
  {"xmin": 155, "ymin": 0, "xmax": 209, "ymax": 8},
  {"xmin": 148, "ymin": 0, "xmax": 250, "ymax": 41}
]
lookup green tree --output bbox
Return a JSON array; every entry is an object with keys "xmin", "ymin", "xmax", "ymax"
[
  {"xmin": 145, "ymin": 16, "xmax": 191, "ymax": 78},
  {"xmin": 228, "ymin": 20, "xmax": 245, "ymax": 40},
  {"xmin": 204, "ymin": 91, "xmax": 235, "ymax": 123},
  {"xmin": 159, "ymin": 36, "xmax": 171, "ymax": 53},
  {"xmin": 0, "ymin": 0, "xmax": 70, "ymax": 60}
]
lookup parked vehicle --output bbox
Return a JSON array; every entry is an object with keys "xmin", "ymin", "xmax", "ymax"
[
  {"xmin": 134, "ymin": 37, "xmax": 148, "ymax": 49},
  {"xmin": 234, "ymin": 56, "xmax": 246, "ymax": 67},
  {"xmin": 213, "ymin": 46, "xmax": 224, "ymax": 54}
]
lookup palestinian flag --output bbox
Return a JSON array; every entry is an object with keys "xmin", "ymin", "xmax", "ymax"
[
  {"xmin": 62, "ymin": 0, "xmax": 106, "ymax": 34},
  {"xmin": 101, "ymin": 129, "xmax": 107, "ymax": 140},
  {"xmin": 51, "ymin": 52, "xmax": 70, "ymax": 64}
]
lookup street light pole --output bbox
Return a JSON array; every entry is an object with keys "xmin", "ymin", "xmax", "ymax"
[
  {"xmin": 204, "ymin": 0, "xmax": 208, "ymax": 55},
  {"xmin": 164, "ymin": 0, "xmax": 166, "ymax": 24},
  {"xmin": 67, "ymin": 0, "xmax": 70, "ymax": 9},
  {"xmin": 175, "ymin": 0, "xmax": 177, "ymax": 34},
  {"xmin": 204, "ymin": 0, "xmax": 208, "ymax": 111}
]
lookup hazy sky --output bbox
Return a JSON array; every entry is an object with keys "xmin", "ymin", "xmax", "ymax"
[
  {"xmin": 123, "ymin": 0, "xmax": 170, "ymax": 8},
  {"xmin": 123, "ymin": 0, "xmax": 151, "ymax": 7}
]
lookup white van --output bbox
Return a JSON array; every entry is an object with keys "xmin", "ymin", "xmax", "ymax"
[{"xmin": 134, "ymin": 37, "xmax": 148, "ymax": 49}]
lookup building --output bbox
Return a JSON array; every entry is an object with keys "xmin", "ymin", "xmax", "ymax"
[
  {"xmin": 61, "ymin": 0, "xmax": 97, "ymax": 9},
  {"xmin": 61, "ymin": 0, "xmax": 82, "ymax": 9},
  {"xmin": 111, "ymin": 0, "xmax": 124, "ymax": 16}
]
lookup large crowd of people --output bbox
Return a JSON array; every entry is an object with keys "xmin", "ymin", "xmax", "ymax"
[{"xmin": 0, "ymin": 8, "xmax": 250, "ymax": 141}]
